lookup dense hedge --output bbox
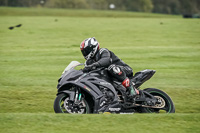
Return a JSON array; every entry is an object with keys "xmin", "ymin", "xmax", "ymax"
[{"xmin": 0, "ymin": 0, "xmax": 199, "ymax": 14}]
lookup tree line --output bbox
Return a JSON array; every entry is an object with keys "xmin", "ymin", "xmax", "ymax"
[{"xmin": 0, "ymin": 0, "xmax": 200, "ymax": 14}]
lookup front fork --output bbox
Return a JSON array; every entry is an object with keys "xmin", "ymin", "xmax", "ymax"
[{"xmin": 74, "ymin": 87, "xmax": 82, "ymax": 104}]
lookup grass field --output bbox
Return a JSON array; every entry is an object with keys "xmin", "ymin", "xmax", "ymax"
[{"xmin": 0, "ymin": 7, "xmax": 200, "ymax": 133}]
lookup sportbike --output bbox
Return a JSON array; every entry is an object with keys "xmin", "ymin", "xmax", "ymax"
[{"xmin": 54, "ymin": 61, "xmax": 175, "ymax": 114}]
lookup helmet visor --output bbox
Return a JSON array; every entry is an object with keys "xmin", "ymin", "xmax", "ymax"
[{"xmin": 81, "ymin": 47, "xmax": 92, "ymax": 58}]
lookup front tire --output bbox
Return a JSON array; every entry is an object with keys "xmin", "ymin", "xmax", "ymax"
[
  {"xmin": 141, "ymin": 88, "xmax": 175, "ymax": 113},
  {"xmin": 54, "ymin": 93, "xmax": 90, "ymax": 114}
]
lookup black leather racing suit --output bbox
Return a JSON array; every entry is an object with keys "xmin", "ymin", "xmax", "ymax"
[{"xmin": 85, "ymin": 48, "xmax": 133, "ymax": 82}]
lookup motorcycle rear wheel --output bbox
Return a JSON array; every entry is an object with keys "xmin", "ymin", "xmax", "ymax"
[
  {"xmin": 141, "ymin": 88, "xmax": 175, "ymax": 113},
  {"xmin": 54, "ymin": 93, "xmax": 90, "ymax": 114}
]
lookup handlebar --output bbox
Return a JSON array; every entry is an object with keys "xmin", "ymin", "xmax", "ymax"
[
  {"xmin": 89, "ymin": 67, "xmax": 105, "ymax": 73},
  {"xmin": 81, "ymin": 67, "xmax": 106, "ymax": 74}
]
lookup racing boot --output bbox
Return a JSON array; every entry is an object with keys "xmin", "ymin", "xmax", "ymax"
[{"xmin": 122, "ymin": 78, "xmax": 139, "ymax": 99}]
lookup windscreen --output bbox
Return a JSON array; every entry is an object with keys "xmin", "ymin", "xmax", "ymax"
[{"xmin": 62, "ymin": 61, "xmax": 81, "ymax": 74}]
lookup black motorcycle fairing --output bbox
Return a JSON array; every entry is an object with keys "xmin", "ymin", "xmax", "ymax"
[
  {"xmin": 57, "ymin": 68, "xmax": 120, "ymax": 113},
  {"xmin": 91, "ymin": 69, "xmax": 113, "ymax": 83},
  {"xmin": 57, "ymin": 69, "xmax": 83, "ymax": 88}
]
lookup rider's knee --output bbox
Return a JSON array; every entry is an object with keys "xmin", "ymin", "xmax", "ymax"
[{"xmin": 108, "ymin": 64, "xmax": 126, "ymax": 82}]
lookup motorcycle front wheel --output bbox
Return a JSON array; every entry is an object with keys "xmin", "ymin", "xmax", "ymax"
[
  {"xmin": 54, "ymin": 93, "xmax": 90, "ymax": 114},
  {"xmin": 141, "ymin": 88, "xmax": 175, "ymax": 113}
]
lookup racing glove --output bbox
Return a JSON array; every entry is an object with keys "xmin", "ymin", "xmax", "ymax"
[{"xmin": 83, "ymin": 62, "xmax": 100, "ymax": 72}]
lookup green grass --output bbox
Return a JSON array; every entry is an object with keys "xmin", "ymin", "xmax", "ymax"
[
  {"xmin": 0, "ymin": 7, "xmax": 200, "ymax": 133},
  {"xmin": 0, "ymin": 113, "xmax": 199, "ymax": 133}
]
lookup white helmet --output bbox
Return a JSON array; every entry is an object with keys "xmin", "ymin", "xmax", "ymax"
[{"xmin": 80, "ymin": 37, "xmax": 100, "ymax": 60}]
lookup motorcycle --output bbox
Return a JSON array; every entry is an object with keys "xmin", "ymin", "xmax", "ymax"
[{"xmin": 54, "ymin": 61, "xmax": 175, "ymax": 114}]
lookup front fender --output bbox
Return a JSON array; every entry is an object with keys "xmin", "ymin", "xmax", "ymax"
[{"xmin": 57, "ymin": 90, "xmax": 75, "ymax": 101}]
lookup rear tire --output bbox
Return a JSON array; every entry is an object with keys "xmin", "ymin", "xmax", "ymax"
[
  {"xmin": 141, "ymin": 88, "xmax": 175, "ymax": 113},
  {"xmin": 54, "ymin": 93, "xmax": 90, "ymax": 114}
]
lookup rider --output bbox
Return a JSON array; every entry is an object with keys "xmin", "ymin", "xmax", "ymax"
[{"xmin": 80, "ymin": 37, "xmax": 139, "ymax": 98}]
